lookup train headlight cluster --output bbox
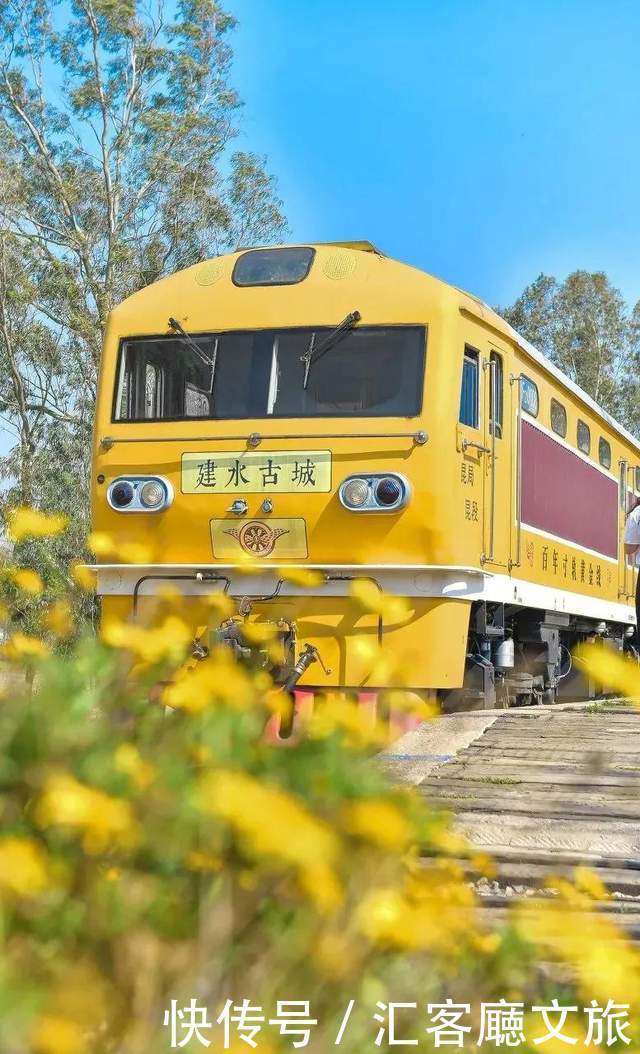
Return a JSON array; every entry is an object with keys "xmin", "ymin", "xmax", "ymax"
[
  {"xmin": 110, "ymin": 480, "xmax": 135, "ymax": 508},
  {"xmin": 139, "ymin": 480, "xmax": 166, "ymax": 508},
  {"xmin": 107, "ymin": 476, "xmax": 173, "ymax": 513},
  {"xmin": 339, "ymin": 473, "xmax": 410, "ymax": 512},
  {"xmin": 341, "ymin": 477, "xmax": 369, "ymax": 508},
  {"xmin": 375, "ymin": 477, "xmax": 402, "ymax": 506}
]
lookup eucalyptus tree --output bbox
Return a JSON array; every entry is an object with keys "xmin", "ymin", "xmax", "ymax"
[{"xmin": 500, "ymin": 271, "xmax": 640, "ymax": 434}]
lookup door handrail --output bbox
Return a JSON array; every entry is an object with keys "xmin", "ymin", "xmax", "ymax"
[{"xmin": 509, "ymin": 373, "xmax": 523, "ymax": 569}]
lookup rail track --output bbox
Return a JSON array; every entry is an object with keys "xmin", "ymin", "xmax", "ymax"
[{"xmin": 410, "ymin": 703, "xmax": 640, "ymax": 941}]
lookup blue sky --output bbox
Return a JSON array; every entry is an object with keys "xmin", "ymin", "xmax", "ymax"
[{"xmin": 231, "ymin": 0, "xmax": 640, "ymax": 309}]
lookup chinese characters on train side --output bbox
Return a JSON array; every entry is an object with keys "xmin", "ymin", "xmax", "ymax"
[
  {"xmin": 540, "ymin": 546, "xmax": 602, "ymax": 587},
  {"xmin": 460, "ymin": 462, "xmax": 475, "ymax": 486},
  {"xmin": 195, "ymin": 457, "xmax": 318, "ymax": 490}
]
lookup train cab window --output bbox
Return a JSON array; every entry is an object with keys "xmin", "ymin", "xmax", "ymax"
[
  {"xmin": 550, "ymin": 398, "xmax": 567, "ymax": 438},
  {"xmin": 520, "ymin": 375, "xmax": 539, "ymax": 417},
  {"xmin": 459, "ymin": 347, "xmax": 479, "ymax": 428},
  {"xmin": 113, "ymin": 325, "xmax": 426, "ymax": 421},
  {"xmin": 577, "ymin": 420, "xmax": 591, "ymax": 455},
  {"xmin": 489, "ymin": 351, "xmax": 503, "ymax": 438},
  {"xmin": 598, "ymin": 437, "xmax": 612, "ymax": 470}
]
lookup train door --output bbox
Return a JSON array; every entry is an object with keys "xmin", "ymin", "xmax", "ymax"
[
  {"xmin": 480, "ymin": 347, "xmax": 510, "ymax": 569},
  {"xmin": 619, "ymin": 460, "xmax": 638, "ymax": 605}
]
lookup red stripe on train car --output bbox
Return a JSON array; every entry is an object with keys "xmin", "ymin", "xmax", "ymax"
[{"xmin": 521, "ymin": 420, "xmax": 618, "ymax": 560}]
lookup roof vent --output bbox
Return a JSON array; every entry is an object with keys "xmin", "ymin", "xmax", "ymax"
[
  {"xmin": 322, "ymin": 251, "xmax": 357, "ymax": 281},
  {"xmin": 195, "ymin": 260, "xmax": 224, "ymax": 286}
]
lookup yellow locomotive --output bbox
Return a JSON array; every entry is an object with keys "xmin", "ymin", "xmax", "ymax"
[{"xmin": 91, "ymin": 242, "xmax": 638, "ymax": 712}]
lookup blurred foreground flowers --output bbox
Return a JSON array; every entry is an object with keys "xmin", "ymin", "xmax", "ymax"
[{"xmin": 1, "ymin": 512, "xmax": 640, "ymax": 1051}]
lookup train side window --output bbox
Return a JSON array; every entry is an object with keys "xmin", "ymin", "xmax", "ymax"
[
  {"xmin": 636, "ymin": 467, "xmax": 640, "ymax": 492},
  {"xmin": 489, "ymin": 351, "xmax": 503, "ymax": 438},
  {"xmin": 577, "ymin": 419, "xmax": 591, "ymax": 455},
  {"xmin": 550, "ymin": 398, "xmax": 567, "ymax": 438},
  {"xmin": 598, "ymin": 437, "xmax": 612, "ymax": 470},
  {"xmin": 459, "ymin": 347, "xmax": 479, "ymax": 429},
  {"xmin": 520, "ymin": 375, "xmax": 538, "ymax": 417}
]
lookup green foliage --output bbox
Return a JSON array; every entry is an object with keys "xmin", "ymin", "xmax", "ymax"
[{"xmin": 498, "ymin": 271, "xmax": 640, "ymax": 434}]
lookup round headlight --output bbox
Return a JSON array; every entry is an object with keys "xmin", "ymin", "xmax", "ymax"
[
  {"xmin": 110, "ymin": 481, "xmax": 134, "ymax": 508},
  {"xmin": 139, "ymin": 480, "xmax": 166, "ymax": 508},
  {"xmin": 342, "ymin": 477, "xmax": 369, "ymax": 508},
  {"xmin": 375, "ymin": 477, "xmax": 402, "ymax": 506}
]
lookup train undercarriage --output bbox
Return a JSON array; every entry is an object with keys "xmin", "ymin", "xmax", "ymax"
[{"xmin": 440, "ymin": 600, "xmax": 635, "ymax": 711}]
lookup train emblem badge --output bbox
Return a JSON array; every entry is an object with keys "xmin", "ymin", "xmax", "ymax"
[{"xmin": 223, "ymin": 520, "xmax": 290, "ymax": 557}]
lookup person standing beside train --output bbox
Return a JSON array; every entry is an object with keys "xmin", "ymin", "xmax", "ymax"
[{"xmin": 624, "ymin": 501, "xmax": 640, "ymax": 641}]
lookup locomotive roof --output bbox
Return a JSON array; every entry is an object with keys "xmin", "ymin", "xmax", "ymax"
[{"xmin": 388, "ymin": 245, "xmax": 640, "ymax": 458}]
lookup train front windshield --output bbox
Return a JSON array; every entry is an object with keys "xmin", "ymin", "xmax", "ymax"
[{"xmin": 113, "ymin": 325, "xmax": 425, "ymax": 421}]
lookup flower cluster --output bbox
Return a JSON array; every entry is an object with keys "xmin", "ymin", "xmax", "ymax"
[{"xmin": 1, "ymin": 507, "xmax": 640, "ymax": 1054}]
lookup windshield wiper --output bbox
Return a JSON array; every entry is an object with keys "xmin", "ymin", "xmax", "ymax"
[
  {"xmin": 168, "ymin": 317, "xmax": 213, "ymax": 369},
  {"xmin": 168, "ymin": 316, "xmax": 218, "ymax": 395},
  {"xmin": 301, "ymin": 310, "xmax": 361, "ymax": 389}
]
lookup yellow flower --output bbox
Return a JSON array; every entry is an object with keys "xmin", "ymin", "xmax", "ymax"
[
  {"xmin": 35, "ymin": 772, "xmax": 139, "ymax": 854},
  {"xmin": 43, "ymin": 599, "xmax": 74, "ymax": 637},
  {"xmin": 32, "ymin": 1015, "xmax": 85, "ymax": 1054},
  {"xmin": 241, "ymin": 620, "xmax": 279, "ymax": 645},
  {"xmin": 470, "ymin": 852, "xmax": 496, "ymax": 879},
  {"xmin": 70, "ymin": 562, "xmax": 96, "ymax": 591},
  {"xmin": 380, "ymin": 689, "xmax": 440, "ymax": 720},
  {"xmin": 427, "ymin": 825, "xmax": 469, "ymax": 857},
  {"xmin": 298, "ymin": 862, "xmax": 343, "ymax": 912},
  {"xmin": 471, "ymin": 931, "xmax": 501, "ymax": 955},
  {"xmin": 118, "ymin": 541, "xmax": 154, "ymax": 564},
  {"xmin": 342, "ymin": 799, "xmax": 413, "ymax": 851},
  {"xmin": 203, "ymin": 591, "xmax": 234, "ymax": 619},
  {"xmin": 87, "ymin": 531, "xmax": 153, "ymax": 565},
  {"xmin": 199, "ymin": 769, "xmax": 342, "ymax": 911},
  {"xmin": 280, "ymin": 566, "xmax": 325, "ymax": 588},
  {"xmin": 10, "ymin": 567, "xmax": 44, "ymax": 594},
  {"xmin": 186, "ymin": 849, "xmax": 222, "ymax": 872},
  {"xmin": 114, "ymin": 743, "xmax": 155, "ymax": 790},
  {"xmin": 101, "ymin": 615, "xmax": 191, "ymax": 665},
  {"xmin": 87, "ymin": 531, "xmax": 114, "ymax": 557},
  {"xmin": 573, "ymin": 866, "xmax": 610, "ymax": 901},
  {"xmin": 1, "ymin": 632, "xmax": 50, "ymax": 660},
  {"xmin": 575, "ymin": 643, "xmax": 640, "ymax": 704},
  {"xmin": 356, "ymin": 882, "xmax": 475, "ymax": 953},
  {"xmin": 314, "ymin": 931, "xmax": 359, "ymax": 980},
  {"xmin": 516, "ymin": 899, "xmax": 640, "ymax": 1004},
  {"xmin": 7, "ymin": 507, "xmax": 68, "ymax": 542},
  {"xmin": 309, "ymin": 694, "xmax": 388, "ymax": 748},
  {"xmin": 163, "ymin": 651, "xmax": 264, "ymax": 712},
  {"xmin": 228, "ymin": 552, "xmax": 263, "ymax": 574},
  {"xmin": 356, "ymin": 887, "xmax": 409, "ymax": 945},
  {"xmin": 350, "ymin": 580, "xmax": 411, "ymax": 622},
  {"xmin": 0, "ymin": 837, "xmax": 50, "ymax": 897}
]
